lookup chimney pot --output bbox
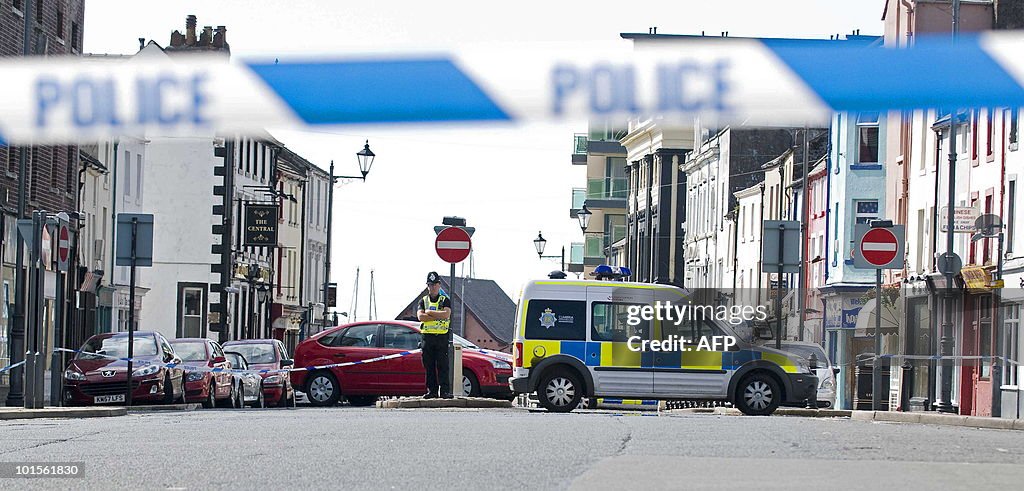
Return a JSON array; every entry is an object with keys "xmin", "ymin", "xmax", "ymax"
[
  {"xmin": 139, "ymin": 37, "xmax": 145, "ymax": 51},
  {"xmin": 186, "ymin": 15, "xmax": 197, "ymax": 45}
]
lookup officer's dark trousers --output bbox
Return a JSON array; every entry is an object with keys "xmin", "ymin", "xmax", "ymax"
[{"xmin": 421, "ymin": 333, "xmax": 451, "ymax": 396}]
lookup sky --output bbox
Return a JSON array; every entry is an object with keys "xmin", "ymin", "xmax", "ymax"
[{"xmin": 82, "ymin": 1, "xmax": 884, "ymax": 318}]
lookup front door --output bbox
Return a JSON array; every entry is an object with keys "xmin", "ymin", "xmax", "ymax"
[
  {"xmin": 973, "ymin": 296, "xmax": 994, "ymax": 416},
  {"xmin": 587, "ymin": 286, "xmax": 653, "ymax": 397}
]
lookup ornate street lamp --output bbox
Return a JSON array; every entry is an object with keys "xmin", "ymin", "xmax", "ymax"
[
  {"xmin": 577, "ymin": 205, "xmax": 593, "ymax": 233},
  {"xmin": 533, "ymin": 231, "xmax": 564, "ymax": 272},
  {"xmin": 356, "ymin": 140, "xmax": 376, "ymax": 179}
]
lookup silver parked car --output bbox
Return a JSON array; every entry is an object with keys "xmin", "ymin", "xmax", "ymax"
[
  {"xmin": 777, "ymin": 341, "xmax": 837, "ymax": 409},
  {"xmin": 225, "ymin": 351, "xmax": 265, "ymax": 408}
]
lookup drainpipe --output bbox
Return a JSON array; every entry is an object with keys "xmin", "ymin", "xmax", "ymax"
[
  {"xmin": 108, "ymin": 140, "xmax": 119, "ymax": 332},
  {"xmin": 900, "ymin": 0, "xmax": 915, "ymax": 47}
]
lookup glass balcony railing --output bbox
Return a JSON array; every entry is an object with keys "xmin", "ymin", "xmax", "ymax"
[
  {"xmin": 587, "ymin": 177, "xmax": 628, "ymax": 200},
  {"xmin": 573, "ymin": 134, "xmax": 588, "ymax": 154},
  {"xmin": 609, "ymin": 224, "xmax": 626, "ymax": 244},
  {"xmin": 585, "ymin": 235, "xmax": 603, "ymax": 258},
  {"xmin": 570, "ymin": 242, "xmax": 584, "ymax": 264},
  {"xmin": 571, "ymin": 188, "xmax": 586, "ymax": 210}
]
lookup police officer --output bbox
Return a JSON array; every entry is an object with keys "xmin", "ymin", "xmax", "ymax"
[{"xmin": 417, "ymin": 272, "xmax": 452, "ymax": 398}]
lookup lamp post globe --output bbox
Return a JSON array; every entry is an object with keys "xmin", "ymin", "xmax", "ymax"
[
  {"xmin": 577, "ymin": 205, "xmax": 593, "ymax": 233},
  {"xmin": 356, "ymin": 140, "xmax": 376, "ymax": 179},
  {"xmin": 533, "ymin": 232, "xmax": 547, "ymax": 257}
]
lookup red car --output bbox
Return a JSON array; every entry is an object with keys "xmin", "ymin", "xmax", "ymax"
[
  {"xmin": 63, "ymin": 331, "xmax": 185, "ymax": 406},
  {"xmin": 291, "ymin": 321, "xmax": 514, "ymax": 406},
  {"xmin": 169, "ymin": 338, "xmax": 240, "ymax": 408},
  {"xmin": 222, "ymin": 339, "xmax": 295, "ymax": 407}
]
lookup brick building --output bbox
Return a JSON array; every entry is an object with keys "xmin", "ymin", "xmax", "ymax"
[{"xmin": 1, "ymin": 0, "xmax": 85, "ymax": 403}]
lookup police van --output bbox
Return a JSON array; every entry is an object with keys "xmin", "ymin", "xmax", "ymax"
[{"xmin": 509, "ymin": 277, "xmax": 818, "ymax": 415}]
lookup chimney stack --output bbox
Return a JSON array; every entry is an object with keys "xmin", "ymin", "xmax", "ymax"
[
  {"xmin": 214, "ymin": 25, "xmax": 227, "ymax": 48},
  {"xmin": 186, "ymin": 15, "xmax": 197, "ymax": 45},
  {"xmin": 139, "ymin": 38, "xmax": 145, "ymax": 51},
  {"xmin": 200, "ymin": 25, "xmax": 213, "ymax": 46}
]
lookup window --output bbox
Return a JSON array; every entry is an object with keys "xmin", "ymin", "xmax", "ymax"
[
  {"xmin": 136, "ymin": 153, "xmax": 143, "ymax": 203},
  {"xmin": 659, "ymin": 315, "xmax": 725, "ymax": 349},
  {"xmin": 180, "ymin": 287, "xmax": 204, "ymax": 338},
  {"xmin": 971, "ymin": 111, "xmax": 979, "ymax": 161},
  {"xmin": 7, "ymin": 146, "xmax": 20, "ymax": 174},
  {"xmin": 1008, "ymin": 180, "xmax": 1016, "ymax": 254},
  {"xmin": 986, "ymin": 109, "xmax": 994, "ymax": 158},
  {"xmin": 13, "ymin": 0, "xmax": 22, "ymax": 12},
  {"xmin": 35, "ymin": 0, "xmax": 41, "ymax": 23},
  {"xmin": 524, "ymin": 300, "xmax": 586, "ymax": 341},
  {"xmin": 339, "ymin": 324, "xmax": 378, "ymax": 347},
  {"xmin": 124, "ymin": 150, "xmax": 131, "ymax": 196},
  {"xmin": 383, "ymin": 324, "xmax": 419, "ymax": 350},
  {"xmin": 856, "ymin": 112, "xmax": 880, "ymax": 164},
  {"xmin": 1011, "ymin": 109, "xmax": 1019, "ymax": 147},
  {"xmin": 1005, "ymin": 304, "xmax": 1020, "ymax": 386},
  {"xmin": 66, "ymin": 147, "xmax": 75, "ymax": 192},
  {"xmin": 591, "ymin": 302, "xmax": 649, "ymax": 342},
  {"xmin": 983, "ymin": 194, "xmax": 993, "ymax": 264},
  {"xmin": 70, "ymin": 22, "xmax": 79, "ymax": 50},
  {"xmin": 56, "ymin": 9, "xmax": 64, "ymax": 40},
  {"xmin": 854, "ymin": 200, "xmax": 879, "ymax": 225}
]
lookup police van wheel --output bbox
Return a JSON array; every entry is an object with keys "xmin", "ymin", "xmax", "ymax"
[
  {"xmin": 735, "ymin": 372, "xmax": 781, "ymax": 416},
  {"xmin": 307, "ymin": 371, "xmax": 341, "ymax": 407},
  {"xmin": 538, "ymin": 369, "xmax": 582, "ymax": 413}
]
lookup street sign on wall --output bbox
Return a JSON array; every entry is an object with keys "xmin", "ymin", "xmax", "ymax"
[
  {"xmin": 940, "ymin": 206, "xmax": 980, "ymax": 233},
  {"xmin": 244, "ymin": 204, "xmax": 279, "ymax": 247},
  {"xmin": 853, "ymin": 224, "xmax": 905, "ymax": 269},
  {"xmin": 435, "ymin": 226, "xmax": 472, "ymax": 264}
]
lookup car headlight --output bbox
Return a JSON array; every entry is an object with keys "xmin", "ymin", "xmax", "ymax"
[
  {"xmin": 489, "ymin": 359, "xmax": 512, "ymax": 370},
  {"xmin": 186, "ymin": 372, "xmax": 205, "ymax": 382},
  {"xmin": 264, "ymin": 375, "xmax": 282, "ymax": 384},
  {"xmin": 820, "ymin": 377, "xmax": 835, "ymax": 390},
  {"xmin": 133, "ymin": 364, "xmax": 161, "ymax": 377},
  {"xmin": 64, "ymin": 369, "xmax": 85, "ymax": 381}
]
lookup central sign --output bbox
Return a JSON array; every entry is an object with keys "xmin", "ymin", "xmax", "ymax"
[
  {"xmin": 435, "ymin": 226, "xmax": 471, "ymax": 263},
  {"xmin": 244, "ymin": 204, "xmax": 279, "ymax": 247},
  {"xmin": 853, "ymin": 224, "xmax": 905, "ymax": 269}
]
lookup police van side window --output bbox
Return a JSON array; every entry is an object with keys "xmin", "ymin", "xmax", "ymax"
[
  {"xmin": 524, "ymin": 300, "xmax": 586, "ymax": 341},
  {"xmin": 591, "ymin": 303, "xmax": 650, "ymax": 342}
]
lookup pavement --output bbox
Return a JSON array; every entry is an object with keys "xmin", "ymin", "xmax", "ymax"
[
  {"xmin": 2, "ymin": 406, "xmax": 1024, "ymax": 489},
  {"xmin": 0, "ymin": 406, "xmax": 125, "ymax": 420}
]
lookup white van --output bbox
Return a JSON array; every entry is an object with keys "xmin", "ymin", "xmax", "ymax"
[{"xmin": 508, "ymin": 279, "xmax": 818, "ymax": 415}]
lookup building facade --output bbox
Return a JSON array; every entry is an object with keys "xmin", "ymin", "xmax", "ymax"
[{"xmin": 568, "ymin": 123, "xmax": 628, "ymax": 275}]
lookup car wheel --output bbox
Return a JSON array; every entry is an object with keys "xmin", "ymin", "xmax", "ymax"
[
  {"xmin": 306, "ymin": 371, "xmax": 341, "ymax": 407},
  {"xmin": 462, "ymin": 369, "xmax": 481, "ymax": 397},
  {"xmin": 233, "ymin": 382, "xmax": 243, "ymax": 409},
  {"xmin": 202, "ymin": 382, "xmax": 216, "ymax": 409},
  {"xmin": 346, "ymin": 395, "xmax": 378, "ymax": 407},
  {"xmin": 735, "ymin": 372, "xmax": 781, "ymax": 416},
  {"xmin": 253, "ymin": 383, "xmax": 265, "ymax": 408},
  {"xmin": 537, "ymin": 369, "xmax": 583, "ymax": 413},
  {"xmin": 163, "ymin": 372, "xmax": 175, "ymax": 405}
]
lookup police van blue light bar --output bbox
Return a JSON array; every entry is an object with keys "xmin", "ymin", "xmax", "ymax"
[
  {"xmin": 2, "ymin": 34, "xmax": 1024, "ymax": 144},
  {"xmin": 592, "ymin": 265, "xmax": 631, "ymax": 280}
]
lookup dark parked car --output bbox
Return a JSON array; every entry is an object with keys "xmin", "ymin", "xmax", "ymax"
[
  {"xmin": 169, "ymin": 338, "xmax": 240, "ymax": 408},
  {"xmin": 64, "ymin": 332, "xmax": 185, "ymax": 406},
  {"xmin": 222, "ymin": 339, "xmax": 295, "ymax": 407},
  {"xmin": 291, "ymin": 321, "xmax": 514, "ymax": 407}
]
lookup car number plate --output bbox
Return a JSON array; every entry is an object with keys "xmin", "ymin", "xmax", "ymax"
[{"xmin": 94, "ymin": 394, "xmax": 125, "ymax": 404}]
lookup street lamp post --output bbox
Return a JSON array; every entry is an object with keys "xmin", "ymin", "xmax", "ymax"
[
  {"xmin": 533, "ymin": 232, "xmax": 565, "ymax": 272},
  {"xmin": 324, "ymin": 141, "xmax": 376, "ymax": 328}
]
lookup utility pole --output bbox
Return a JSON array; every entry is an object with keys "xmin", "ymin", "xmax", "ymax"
[
  {"xmin": 6, "ymin": 0, "xmax": 33, "ymax": 408},
  {"xmin": 937, "ymin": 0, "xmax": 961, "ymax": 413},
  {"xmin": 323, "ymin": 161, "xmax": 335, "ymax": 329},
  {"xmin": 798, "ymin": 127, "xmax": 810, "ymax": 342}
]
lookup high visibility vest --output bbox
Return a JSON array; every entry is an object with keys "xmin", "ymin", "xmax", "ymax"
[{"xmin": 420, "ymin": 294, "xmax": 451, "ymax": 334}]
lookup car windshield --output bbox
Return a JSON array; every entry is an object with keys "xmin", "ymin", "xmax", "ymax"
[
  {"xmin": 779, "ymin": 343, "xmax": 829, "ymax": 365},
  {"xmin": 224, "ymin": 353, "xmax": 246, "ymax": 369},
  {"xmin": 77, "ymin": 335, "xmax": 159, "ymax": 360},
  {"xmin": 224, "ymin": 344, "xmax": 276, "ymax": 364},
  {"xmin": 171, "ymin": 342, "xmax": 208, "ymax": 362},
  {"xmin": 453, "ymin": 334, "xmax": 479, "ymax": 349}
]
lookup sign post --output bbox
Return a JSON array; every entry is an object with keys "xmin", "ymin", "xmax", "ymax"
[
  {"xmin": 853, "ymin": 221, "xmax": 905, "ymax": 411},
  {"xmin": 761, "ymin": 220, "xmax": 801, "ymax": 349},
  {"xmin": 436, "ymin": 218, "xmax": 472, "ymax": 396},
  {"xmin": 116, "ymin": 213, "xmax": 154, "ymax": 407}
]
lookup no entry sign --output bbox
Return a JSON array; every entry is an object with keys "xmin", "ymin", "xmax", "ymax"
[
  {"xmin": 853, "ymin": 224, "xmax": 905, "ymax": 269},
  {"xmin": 57, "ymin": 223, "xmax": 71, "ymax": 272},
  {"xmin": 435, "ymin": 226, "xmax": 471, "ymax": 263}
]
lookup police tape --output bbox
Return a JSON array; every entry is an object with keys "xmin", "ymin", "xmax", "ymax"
[
  {"xmin": 53, "ymin": 347, "xmax": 423, "ymax": 375},
  {"xmin": 0, "ymin": 360, "xmax": 26, "ymax": 374},
  {"xmin": 824, "ymin": 353, "xmax": 1024, "ymax": 369},
  {"xmin": 3, "ymin": 33, "xmax": 1024, "ymax": 144}
]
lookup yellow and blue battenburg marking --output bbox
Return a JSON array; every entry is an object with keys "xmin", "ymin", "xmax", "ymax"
[{"xmin": 522, "ymin": 339, "xmax": 797, "ymax": 373}]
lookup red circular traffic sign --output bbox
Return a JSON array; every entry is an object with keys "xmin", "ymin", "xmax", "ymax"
[
  {"xmin": 859, "ymin": 228, "xmax": 898, "ymax": 266},
  {"xmin": 435, "ymin": 227, "xmax": 471, "ymax": 263},
  {"xmin": 58, "ymin": 224, "xmax": 71, "ymax": 263}
]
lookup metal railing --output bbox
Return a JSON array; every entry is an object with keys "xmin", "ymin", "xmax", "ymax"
[
  {"xmin": 573, "ymin": 134, "xmax": 588, "ymax": 154},
  {"xmin": 587, "ymin": 177, "xmax": 628, "ymax": 200},
  {"xmin": 571, "ymin": 188, "xmax": 586, "ymax": 210}
]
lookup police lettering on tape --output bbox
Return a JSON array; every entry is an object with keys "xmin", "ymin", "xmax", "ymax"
[
  {"xmin": 53, "ymin": 347, "xmax": 422, "ymax": 375},
  {"xmin": 4, "ymin": 33, "xmax": 1024, "ymax": 144}
]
